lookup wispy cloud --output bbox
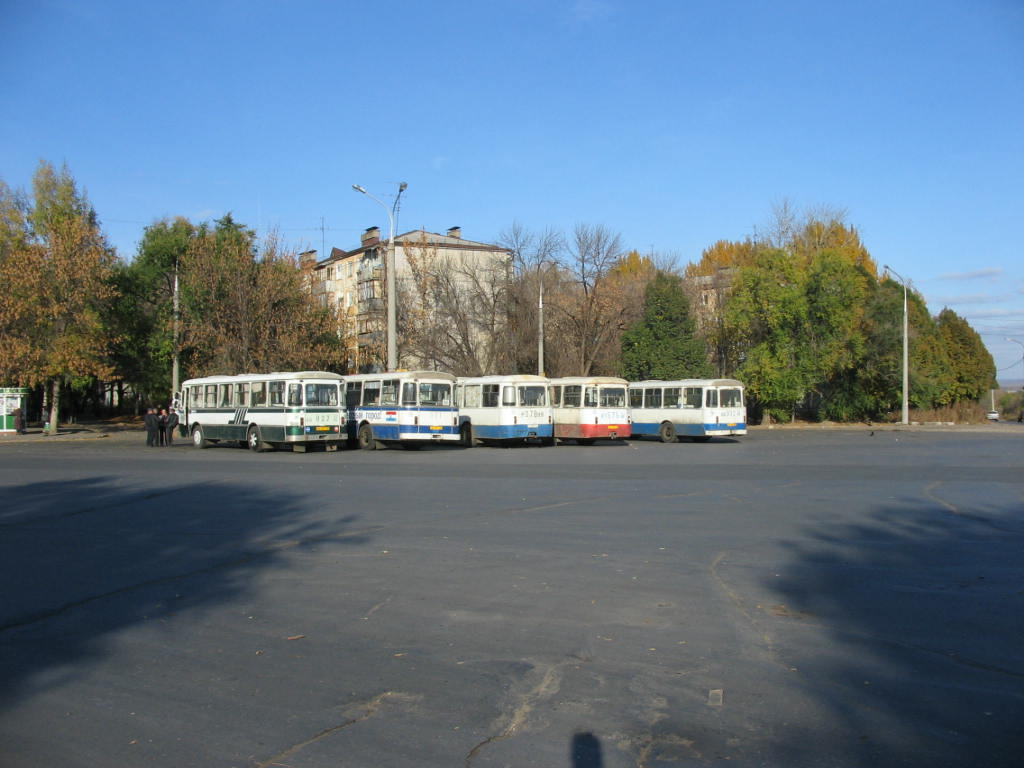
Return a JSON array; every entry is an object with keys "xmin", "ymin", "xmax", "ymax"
[
  {"xmin": 935, "ymin": 267, "xmax": 1003, "ymax": 281},
  {"xmin": 961, "ymin": 308, "xmax": 1024, "ymax": 319},
  {"xmin": 929, "ymin": 293, "xmax": 1008, "ymax": 306},
  {"xmin": 570, "ymin": 0, "xmax": 614, "ymax": 23}
]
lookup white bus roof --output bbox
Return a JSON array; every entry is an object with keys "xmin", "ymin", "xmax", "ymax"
[
  {"xmin": 182, "ymin": 371, "xmax": 344, "ymax": 386},
  {"xmin": 628, "ymin": 379, "xmax": 744, "ymax": 388}
]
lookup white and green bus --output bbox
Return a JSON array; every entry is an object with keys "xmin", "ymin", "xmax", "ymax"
[{"xmin": 179, "ymin": 371, "xmax": 346, "ymax": 452}]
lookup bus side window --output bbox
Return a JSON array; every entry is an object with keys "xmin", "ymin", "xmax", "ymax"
[
  {"xmin": 664, "ymin": 388, "xmax": 681, "ymax": 408},
  {"xmin": 564, "ymin": 386, "xmax": 581, "ymax": 408},
  {"xmin": 219, "ymin": 384, "xmax": 231, "ymax": 407},
  {"xmin": 550, "ymin": 386, "xmax": 561, "ymax": 407},
  {"xmin": 684, "ymin": 388, "xmax": 701, "ymax": 408},
  {"xmin": 482, "ymin": 384, "xmax": 499, "ymax": 408},
  {"xmin": 346, "ymin": 382, "xmax": 362, "ymax": 407},
  {"xmin": 363, "ymin": 381, "xmax": 381, "ymax": 406},
  {"xmin": 402, "ymin": 382, "xmax": 417, "ymax": 406},
  {"xmin": 644, "ymin": 389, "xmax": 663, "ymax": 408},
  {"xmin": 705, "ymin": 389, "xmax": 718, "ymax": 407},
  {"xmin": 382, "ymin": 379, "xmax": 399, "ymax": 406},
  {"xmin": 629, "ymin": 388, "xmax": 643, "ymax": 408},
  {"xmin": 252, "ymin": 382, "xmax": 267, "ymax": 406},
  {"xmin": 269, "ymin": 381, "xmax": 285, "ymax": 406},
  {"xmin": 584, "ymin": 387, "xmax": 598, "ymax": 407}
]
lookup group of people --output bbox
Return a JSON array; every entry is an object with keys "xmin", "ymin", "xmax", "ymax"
[{"xmin": 144, "ymin": 407, "xmax": 179, "ymax": 447}]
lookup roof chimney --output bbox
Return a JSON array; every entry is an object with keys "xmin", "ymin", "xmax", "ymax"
[
  {"xmin": 447, "ymin": 226, "xmax": 462, "ymax": 239},
  {"xmin": 361, "ymin": 226, "xmax": 381, "ymax": 246},
  {"xmin": 298, "ymin": 249, "xmax": 318, "ymax": 268}
]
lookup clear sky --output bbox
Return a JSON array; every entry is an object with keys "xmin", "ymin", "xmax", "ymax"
[{"xmin": 3, "ymin": 0, "xmax": 1022, "ymax": 383}]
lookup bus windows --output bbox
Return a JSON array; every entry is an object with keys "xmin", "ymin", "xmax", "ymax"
[
  {"xmin": 721, "ymin": 388, "xmax": 743, "ymax": 407},
  {"xmin": 629, "ymin": 388, "xmax": 643, "ymax": 408},
  {"xmin": 305, "ymin": 383, "xmax": 338, "ymax": 406},
  {"xmin": 550, "ymin": 385, "xmax": 562, "ymax": 407},
  {"xmin": 289, "ymin": 384, "xmax": 303, "ymax": 406},
  {"xmin": 381, "ymin": 379, "xmax": 399, "ymax": 406},
  {"xmin": 363, "ymin": 380, "xmax": 381, "ymax": 406},
  {"xmin": 663, "ymin": 387, "xmax": 681, "ymax": 408},
  {"xmin": 219, "ymin": 384, "xmax": 231, "ymax": 407},
  {"xmin": 419, "ymin": 382, "xmax": 452, "ymax": 406},
  {"xmin": 584, "ymin": 387, "xmax": 598, "ymax": 407},
  {"xmin": 482, "ymin": 384, "xmax": 499, "ymax": 408},
  {"xmin": 502, "ymin": 386, "xmax": 516, "ymax": 407},
  {"xmin": 644, "ymin": 388, "xmax": 663, "ymax": 408},
  {"xmin": 462, "ymin": 384, "xmax": 481, "ymax": 408},
  {"xmin": 601, "ymin": 387, "xmax": 626, "ymax": 407},
  {"xmin": 519, "ymin": 386, "xmax": 546, "ymax": 406},
  {"xmin": 684, "ymin": 388, "xmax": 702, "ymax": 408},
  {"xmin": 346, "ymin": 381, "xmax": 362, "ymax": 407},
  {"xmin": 269, "ymin": 381, "xmax": 285, "ymax": 406},
  {"xmin": 402, "ymin": 382, "xmax": 417, "ymax": 406},
  {"xmin": 252, "ymin": 382, "xmax": 267, "ymax": 406},
  {"xmin": 203, "ymin": 384, "xmax": 217, "ymax": 407},
  {"xmin": 563, "ymin": 386, "xmax": 581, "ymax": 408},
  {"xmin": 706, "ymin": 389, "xmax": 718, "ymax": 407}
]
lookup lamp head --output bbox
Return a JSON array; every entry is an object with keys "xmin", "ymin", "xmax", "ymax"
[{"xmin": 352, "ymin": 184, "xmax": 367, "ymax": 194}]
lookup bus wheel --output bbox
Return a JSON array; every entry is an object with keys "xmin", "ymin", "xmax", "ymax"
[
  {"xmin": 192, "ymin": 425, "xmax": 209, "ymax": 449},
  {"xmin": 357, "ymin": 424, "xmax": 376, "ymax": 450},
  {"xmin": 460, "ymin": 423, "xmax": 474, "ymax": 447},
  {"xmin": 247, "ymin": 426, "xmax": 265, "ymax": 452},
  {"xmin": 658, "ymin": 422, "xmax": 677, "ymax": 443}
]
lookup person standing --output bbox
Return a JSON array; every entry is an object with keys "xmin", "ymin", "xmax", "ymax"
[
  {"xmin": 165, "ymin": 408, "xmax": 179, "ymax": 446},
  {"xmin": 144, "ymin": 408, "xmax": 159, "ymax": 447},
  {"xmin": 158, "ymin": 408, "xmax": 168, "ymax": 446},
  {"xmin": 13, "ymin": 407, "xmax": 26, "ymax": 435}
]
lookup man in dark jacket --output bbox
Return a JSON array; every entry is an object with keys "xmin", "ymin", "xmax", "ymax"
[
  {"xmin": 165, "ymin": 408, "xmax": 180, "ymax": 446},
  {"xmin": 144, "ymin": 408, "xmax": 159, "ymax": 447}
]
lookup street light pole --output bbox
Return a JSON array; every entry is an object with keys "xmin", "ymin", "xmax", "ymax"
[
  {"xmin": 884, "ymin": 265, "xmax": 910, "ymax": 425},
  {"xmin": 352, "ymin": 182, "xmax": 407, "ymax": 371}
]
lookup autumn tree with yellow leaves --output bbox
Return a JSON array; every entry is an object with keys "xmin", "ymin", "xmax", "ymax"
[{"xmin": 0, "ymin": 162, "xmax": 120, "ymax": 434}]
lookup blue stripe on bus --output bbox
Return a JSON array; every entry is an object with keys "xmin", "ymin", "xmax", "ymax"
[
  {"xmin": 473, "ymin": 424, "xmax": 554, "ymax": 440},
  {"xmin": 632, "ymin": 421, "xmax": 747, "ymax": 437}
]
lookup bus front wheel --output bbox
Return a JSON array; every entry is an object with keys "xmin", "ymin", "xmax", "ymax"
[
  {"xmin": 358, "ymin": 424, "xmax": 376, "ymax": 450},
  {"xmin": 247, "ymin": 426, "xmax": 267, "ymax": 452},
  {"xmin": 659, "ymin": 422, "xmax": 677, "ymax": 443},
  {"xmin": 192, "ymin": 424, "xmax": 209, "ymax": 449}
]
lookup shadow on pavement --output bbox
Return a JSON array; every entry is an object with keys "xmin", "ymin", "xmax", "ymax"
[
  {"xmin": 0, "ymin": 475, "xmax": 368, "ymax": 711},
  {"xmin": 769, "ymin": 496, "xmax": 1024, "ymax": 766}
]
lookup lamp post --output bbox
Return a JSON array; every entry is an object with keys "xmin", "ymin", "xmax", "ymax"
[
  {"xmin": 352, "ymin": 182, "xmax": 407, "ymax": 371},
  {"xmin": 536, "ymin": 261, "xmax": 557, "ymax": 376},
  {"xmin": 171, "ymin": 258, "xmax": 181, "ymax": 400},
  {"xmin": 884, "ymin": 265, "xmax": 909, "ymax": 425}
]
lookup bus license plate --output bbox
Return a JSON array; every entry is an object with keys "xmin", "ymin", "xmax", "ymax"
[{"xmin": 429, "ymin": 425, "xmax": 443, "ymax": 431}]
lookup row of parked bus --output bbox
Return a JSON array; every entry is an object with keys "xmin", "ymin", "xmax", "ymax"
[{"xmin": 176, "ymin": 371, "xmax": 746, "ymax": 452}]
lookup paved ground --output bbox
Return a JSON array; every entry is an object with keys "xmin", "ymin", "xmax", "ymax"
[{"xmin": 0, "ymin": 427, "xmax": 1021, "ymax": 767}]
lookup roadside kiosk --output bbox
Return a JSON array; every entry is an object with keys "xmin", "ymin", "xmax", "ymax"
[{"xmin": 0, "ymin": 387, "xmax": 31, "ymax": 434}]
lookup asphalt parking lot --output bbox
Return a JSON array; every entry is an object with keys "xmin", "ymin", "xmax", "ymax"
[{"xmin": 1, "ymin": 427, "xmax": 1022, "ymax": 767}]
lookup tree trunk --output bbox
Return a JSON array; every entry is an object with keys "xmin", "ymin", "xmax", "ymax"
[{"xmin": 48, "ymin": 378, "xmax": 61, "ymax": 436}]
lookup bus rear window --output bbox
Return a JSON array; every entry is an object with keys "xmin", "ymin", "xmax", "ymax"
[
  {"xmin": 720, "ymin": 388, "xmax": 743, "ymax": 407},
  {"xmin": 419, "ymin": 382, "xmax": 451, "ymax": 406}
]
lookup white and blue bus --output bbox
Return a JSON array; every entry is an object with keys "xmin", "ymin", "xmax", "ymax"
[
  {"xmin": 454, "ymin": 375, "xmax": 554, "ymax": 446},
  {"xmin": 548, "ymin": 376, "xmax": 631, "ymax": 444},
  {"xmin": 628, "ymin": 379, "xmax": 746, "ymax": 442},
  {"xmin": 179, "ymin": 371, "xmax": 346, "ymax": 452},
  {"xmin": 344, "ymin": 371, "xmax": 459, "ymax": 450}
]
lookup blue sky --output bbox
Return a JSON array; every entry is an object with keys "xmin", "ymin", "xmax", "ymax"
[{"xmin": 3, "ymin": 0, "xmax": 1022, "ymax": 382}]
